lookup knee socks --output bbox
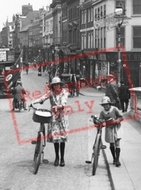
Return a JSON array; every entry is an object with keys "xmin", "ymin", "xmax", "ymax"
[
  {"xmin": 116, "ymin": 148, "xmax": 121, "ymax": 163},
  {"xmin": 110, "ymin": 145, "xmax": 116, "ymax": 161},
  {"xmin": 60, "ymin": 142, "xmax": 65, "ymax": 160},
  {"xmin": 54, "ymin": 143, "xmax": 59, "ymax": 159}
]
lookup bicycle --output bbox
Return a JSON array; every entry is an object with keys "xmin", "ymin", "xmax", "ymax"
[
  {"xmin": 86, "ymin": 115, "xmax": 107, "ymax": 175},
  {"xmin": 29, "ymin": 103, "xmax": 65, "ymax": 174},
  {"xmin": 29, "ymin": 104, "xmax": 52, "ymax": 174}
]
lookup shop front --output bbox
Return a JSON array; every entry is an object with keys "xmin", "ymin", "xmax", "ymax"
[
  {"xmin": 59, "ymin": 46, "xmax": 72, "ymax": 74},
  {"xmin": 106, "ymin": 51, "xmax": 141, "ymax": 87},
  {"xmin": 94, "ymin": 53, "xmax": 108, "ymax": 87}
]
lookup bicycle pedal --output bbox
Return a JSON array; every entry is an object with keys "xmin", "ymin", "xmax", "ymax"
[
  {"xmin": 85, "ymin": 160, "xmax": 92, "ymax": 164},
  {"xmin": 31, "ymin": 141, "xmax": 37, "ymax": 144},
  {"xmin": 42, "ymin": 159, "xmax": 49, "ymax": 164},
  {"xmin": 101, "ymin": 145, "xmax": 107, "ymax": 149}
]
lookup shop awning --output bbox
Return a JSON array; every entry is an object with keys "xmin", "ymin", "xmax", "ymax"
[{"xmin": 60, "ymin": 46, "xmax": 71, "ymax": 56}]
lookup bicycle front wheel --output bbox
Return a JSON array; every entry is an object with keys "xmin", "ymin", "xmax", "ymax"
[
  {"xmin": 92, "ymin": 134, "xmax": 101, "ymax": 175},
  {"xmin": 33, "ymin": 132, "xmax": 43, "ymax": 174}
]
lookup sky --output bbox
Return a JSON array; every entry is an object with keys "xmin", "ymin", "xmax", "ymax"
[{"xmin": 0, "ymin": 0, "xmax": 52, "ymax": 31}]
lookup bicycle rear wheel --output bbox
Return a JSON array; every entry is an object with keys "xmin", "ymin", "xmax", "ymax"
[
  {"xmin": 92, "ymin": 134, "xmax": 101, "ymax": 175},
  {"xmin": 33, "ymin": 132, "xmax": 43, "ymax": 174}
]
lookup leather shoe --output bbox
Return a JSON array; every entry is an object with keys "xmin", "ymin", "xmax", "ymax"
[
  {"xmin": 116, "ymin": 161, "xmax": 121, "ymax": 167},
  {"xmin": 54, "ymin": 158, "xmax": 59, "ymax": 166},
  {"xmin": 60, "ymin": 159, "xmax": 65, "ymax": 167}
]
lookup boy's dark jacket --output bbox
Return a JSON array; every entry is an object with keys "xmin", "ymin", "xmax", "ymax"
[{"xmin": 118, "ymin": 84, "xmax": 130, "ymax": 100}]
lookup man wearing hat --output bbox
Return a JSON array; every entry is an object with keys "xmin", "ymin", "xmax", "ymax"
[
  {"xmin": 11, "ymin": 80, "xmax": 27, "ymax": 111},
  {"xmin": 118, "ymin": 80, "xmax": 130, "ymax": 112},
  {"xmin": 105, "ymin": 74, "xmax": 120, "ymax": 108}
]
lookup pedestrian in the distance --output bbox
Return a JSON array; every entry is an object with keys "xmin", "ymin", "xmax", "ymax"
[
  {"xmin": 98, "ymin": 96, "xmax": 123, "ymax": 167},
  {"xmin": 118, "ymin": 80, "xmax": 130, "ymax": 112},
  {"xmin": 105, "ymin": 74, "xmax": 120, "ymax": 109}
]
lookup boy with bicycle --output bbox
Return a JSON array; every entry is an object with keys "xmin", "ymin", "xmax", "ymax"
[{"xmin": 98, "ymin": 96, "xmax": 123, "ymax": 167}]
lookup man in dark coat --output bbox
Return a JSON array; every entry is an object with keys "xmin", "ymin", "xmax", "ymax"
[
  {"xmin": 105, "ymin": 74, "xmax": 120, "ymax": 108},
  {"xmin": 11, "ymin": 80, "xmax": 27, "ymax": 111},
  {"xmin": 118, "ymin": 80, "xmax": 130, "ymax": 112}
]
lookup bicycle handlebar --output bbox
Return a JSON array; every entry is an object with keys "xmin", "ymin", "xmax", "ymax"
[
  {"xmin": 91, "ymin": 115, "xmax": 101, "ymax": 124},
  {"xmin": 91, "ymin": 114, "xmax": 121, "ymax": 127},
  {"xmin": 28, "ymin": 103, "xmax": 64, "ymax": 114}
]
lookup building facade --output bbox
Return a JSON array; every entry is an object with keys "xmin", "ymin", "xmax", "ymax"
[
  {"xmin": 93, "ymin": 0, "xmax": 141, "ymax": 87},
  {"xmin": 80, "ymin": 0, "xmax": 97, "ymax": 85},
  {"xmin": 1, "ymin": 1, "xmax": 141, "ymax": 86}
]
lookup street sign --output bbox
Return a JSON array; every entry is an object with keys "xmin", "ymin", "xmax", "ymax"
[{"xmin": 94, "ymin": 12, "xmax": 130, "ymax": 31}]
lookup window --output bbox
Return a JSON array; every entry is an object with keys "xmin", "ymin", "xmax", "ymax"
[
  {"xmin": 84, "ymin": 33, "xmax": 86, "ymax": 49},
  {"xmin": 84, "ymin": 10, "xmax": 86, "ymax": 24},
  {"xmin": 116, "ymin": 27, "xmax": 125, "ymax": 47},
  {"xmin": 100, "ymin": 6, "xmax": 103, "ymax": 18},
  {"xmin": 74, "ymin": 6, "xmax": 77, "ymax": 18},
  {"xmin": 104, "ymin": 27, "xmax": 106, "ymax": 48},
  {"xmin": 104, "ymin": 4, "xmax": 106, "ymax": 18},
  {"xmin": 98, "ymin": 8, "xmax": 100, "ymax": 20},
  {"xmin": 50, "ymin": 20, "xmax": 53, "ymax": 32},
  {"xmin": 133, "ymin": 26, "xmax": 141, "ymax": 48},
  {"xmin": 91, "ymin": 32, "xmax": 93, "ymax": 48},
  {"xmin": 95, "ymin": 8, "xmax": 98, "ymax": 21},
  {"xmin": 81, "ymin": 10, "xmax": 84, "ymax": 24},
  {"xmin": 76, "ymin": 7, "xmax": 79, "ymax": 18},
  {"xmin": 101, "ymin": 28, "xmax": 103, "ymax": 49},
  {"xmin": 88, "ymin": 32, "xmax": 91, "ymax": 48},
  {"xmin": 46, "ymin": 21, "xmax": 49, "ymax": 33},
  {"xmin": 95, "ymin": 29, "xmax": 98, "ymax": 48},
  {"xmin": 133, "ymin": 0, "xmax": 141, "ymax": 14},
  {"xmin": 70, "ymin": 9, "xmax": 72, "ymax": 20},
  {"xmin": 98, "ymin": 28, "xmax": 100, "ymax": 49},
  {"xmin": 87, "ymin": 8, "xmax": 93, "ymax": 22},
  {"xmin": 81, "ymin": 33, "xmax": 86, "ymax": 49},
  {"xmin": 69, "ymin": 9, "xmax": 70, "ymax": 20},
  {"xmin": 88, "ymin": 8, "xmax": 91, "ymax": 22},
  {"xmin": 91, "ymin": 8, "xmax": 93, "ymax": 21},
  {"xmin": 73, "ymin": 30, "xmax": 77, "ymax": 44},
  {"xmin": 87, "ymin": 31, "xmax": 93, "ymax": 49}
]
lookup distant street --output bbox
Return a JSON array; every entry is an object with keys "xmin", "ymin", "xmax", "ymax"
[{"xmin": 0, "ymin": 68, "xmax": 113, "ymax": 190}]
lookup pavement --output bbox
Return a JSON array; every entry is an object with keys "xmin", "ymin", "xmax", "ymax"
[
  {"xmin": 81, "ymin": 87, "xmax": 141, "ymax": 190},
  {"xmin": 22, "ymin": 70, "xmax": 141, "ymax": 190}
]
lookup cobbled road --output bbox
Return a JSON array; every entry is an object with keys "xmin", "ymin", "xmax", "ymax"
[{"xmin": 0, "ymin": 68, "xmax": 113, "ymax": 190}]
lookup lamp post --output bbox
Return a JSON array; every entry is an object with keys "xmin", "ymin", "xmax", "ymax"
[{"xmin": 115, "ymin": 3, "xmax": 124, "ymax": 86}]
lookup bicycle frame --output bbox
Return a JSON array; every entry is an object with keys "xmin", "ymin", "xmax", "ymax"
[
  {"xmin": 29, "ymin": 103, "xmax": 64, "ymax": 174},
  {"xmin": 29, "ymin": 104, "xmax": 51, "ymax": 174},
  {"xmin": 86, "ymin": 115, "xmax": 106, "ymax": 176}
]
